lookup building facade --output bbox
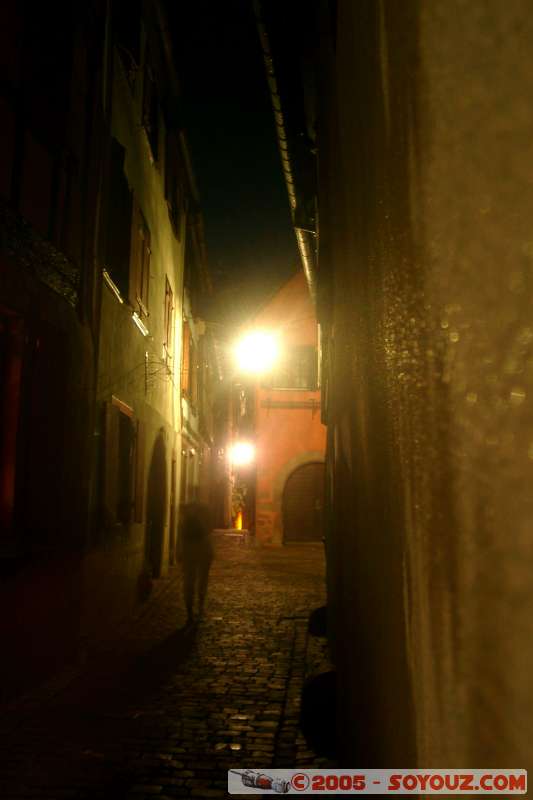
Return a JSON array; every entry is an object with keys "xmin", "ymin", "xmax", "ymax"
[
  {"xmin": 259, "ymin": 0, "xmax": 533, "ymax": 774},
  {"xmin": 0, "ymin": 0, "xmax": 220, "ymax": 695},
  {"xmin": 83, "ymin": 0, "xmax": 219, "ymax": 643},
  {"xmin": 0, "ymin": 0, "xmax": 106, "ymax": 696},
  {"xmin": 179, "ymin": 212, "xmax": 221, "ymax": 519},
  {"xmin": 242, "ymin": 271, "xmax": 326, "ymax": 546}
]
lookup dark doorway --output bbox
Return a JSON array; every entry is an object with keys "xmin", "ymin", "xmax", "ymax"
[
  {"xmin": 145, "ymin": 431, "xmax": 167, "ymax": 578},
  {"xmin": 282, "ymin": 461, "xmax": 325, "ymax": 543}
]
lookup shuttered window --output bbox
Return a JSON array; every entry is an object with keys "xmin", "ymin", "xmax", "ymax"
[
  {"xmin": 102, "ymin": 401, "xmax": 119, "ymax": 524},
  {"xmin": 142, "ymin": 57, "xmax": 159, "ymax": 162},
  {"xmin": 164, "ymin": 277, "xmax": 174, "ymax": 365},
  {"xmin": 129, "ymin": 199, "xmax": 150, "ymax": 315},
  {"xmin": 104, "ymin": 138, "xmax": 132, "ymax": 298},
  {"xmin": 189, "ymin": 337, "xmax": 198, "ymax": 407},
  {"xmin": 134, "ymin": 419, "xmax": 145, "ymax": 522},
  {"xmin": 181, "ymin": 320, "xmax": 191, "ymax": 396},
  {"xmin": 102, "ymin": 398, "xmax": 143, "ymax": 527},
  {"xmin": 164, "ymin": 133, "xmax": 183, "ymax": 238}
]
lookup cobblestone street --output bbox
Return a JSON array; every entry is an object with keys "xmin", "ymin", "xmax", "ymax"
[{"xmin": 0, "ymin": 538, "xmax": 332, "ymax": 799}]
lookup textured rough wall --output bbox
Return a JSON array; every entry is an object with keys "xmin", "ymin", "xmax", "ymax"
[{"xmin": 325, "ymin": 0, "xmax": 533, "ymax": 770}]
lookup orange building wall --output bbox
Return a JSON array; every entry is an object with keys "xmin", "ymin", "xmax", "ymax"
[{"xmin": 252, "ymin": 271, "xmax": 326, "ymax": 545}]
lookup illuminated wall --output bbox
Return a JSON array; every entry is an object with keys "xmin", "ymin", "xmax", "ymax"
[
  {"xmin": 253, "ymin": 271, "xmax": 326, "ymax": 545},
  {"xmin": 82, "ymin": 12, "xmax": 187, "ymax": 643}
]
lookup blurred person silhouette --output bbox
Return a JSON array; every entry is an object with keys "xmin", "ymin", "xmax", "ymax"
[{"xmin": 178, "ymin": 492, "xmax": 214, "ymax": 626}]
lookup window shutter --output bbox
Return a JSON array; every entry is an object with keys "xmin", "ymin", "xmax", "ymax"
[
  {"xmin": 129, "ymin": 198, "xmax": 140, "ymax": 307},
  {"xmin": 129, "ymin": 199, "xmax": 150, "ymax": 314},
  {"xmin": 106, "ymin": 139, "xmax": 132, "ymax": 297},
  {"xmin": 140, "ymin": 223, "xmax": 150, "ymax": 312},
  {"xmin": 190, "ymin": 338, "xmax": 198, "ymax": 407},
  {"xmin": 164, "ymin": 278, "xmax": 174, "ymax": 359},
  {"xmin": 181, "ymin": 321, "xmax": 190, "ymax": 395},
  {"xmin": 134, "ymin": 419, "xmax": 145, "ymax": 522},
  {"xmin": 142, "ymin": 60, "xmax": 158, "ymax": 161},
  {"xmin": 102, "ymin": 401, "xmax": 119, "ymax": 524},
  {"xmin": 117, "ymin": 413, "xmax": 135, "ymax": 523}
]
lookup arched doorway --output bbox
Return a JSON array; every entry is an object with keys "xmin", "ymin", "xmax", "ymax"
[
  {"xmin": 145, "ymin": 431, "xmax": 167, "ymax": 577},
  {"xmin": 282, "ymin": 461, "xmax": 325, "ymax": 543}
]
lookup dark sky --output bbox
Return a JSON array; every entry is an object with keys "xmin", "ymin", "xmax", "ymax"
[{"xmin": 168, "ymin": 0, "xmax": 298, "ymax": 326}]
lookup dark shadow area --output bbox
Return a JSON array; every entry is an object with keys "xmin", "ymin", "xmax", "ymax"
[
  {"xmin": 308, "ymin": 604, "xmax": 328, "ymax": 637},
  {"xmin": 299, "ymin": 669, "xmax": 337, "ymax": 759},
  {"xmin": 136, "ymin": 567, "xmax": 154, "ymax": 602},
  {"xmin": 120, "ymin": 624, "xmax": 198, "ymax": 694},
  {"xmin": 69, "ymin": 624, "xmax": 198, "ymax": 713},
  {"xmin": 0, "ymin": 551, "xmax": 83, "ymax": 704},
  {"xmin": 16, "ymin": 627, "xmax": 201, "ymax": 797}
]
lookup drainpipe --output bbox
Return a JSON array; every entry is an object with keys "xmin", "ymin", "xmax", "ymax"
[{"xmin": 253, "ymin": 0, "xmax": 318, "ymax": 305}]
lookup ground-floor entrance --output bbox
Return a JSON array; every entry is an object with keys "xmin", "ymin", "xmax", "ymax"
[{"xmin": 282, "ymin": 461, "xmax": 325, "ymax": 543}]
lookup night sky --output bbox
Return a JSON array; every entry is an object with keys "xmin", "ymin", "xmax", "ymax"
[{"xmin": 168, "ymin": 0, "xmax": 299, "ymax": 328}]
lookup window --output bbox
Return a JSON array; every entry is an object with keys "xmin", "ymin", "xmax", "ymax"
[
  {"xmin": 133, "ymin": 420, "xmax": 145, "ymax": 522},
  {"xmin": 117, "ymin": 410, "xmax": 135, "ymax": 522},
  {"xmin": 142, "ymin": 57, "xmax": 159, "ymax": 162},
  {"xmin": 164, "ymin": 133, "xmax": 183, "ymax": 237},
  {"xmin": 164, "ymin": 277, "xmax": 174, "ymax": 365},
  {"xmin": 181, "ymin": 320, "xmax": 191, "ymax": 396},
  {"xmin": 129, "ymin": 199, "xmax": 150, "ymax": 316},
  {"xmin": 197, "ymin": 336, "xmax": 205, "ymax": 423},
  {"xmin": 269, "ymin": 346, "xmax": 318, "ymax": 390},
  {"xmin": 181, "ymin": 320, "xmax": 197, "ymax": 406},
  {"xmin": 189, "ymin": 336, "xmax": 198, "ymax": 407},
  {"xmin": 113, "ymin": 0, "xmax": 141, "ymax": 89},
  {"xmin": 102, "ymin": 398, "xmax": 144, "ymax": 526},
  {"xmin": 104, "ymin": 138, "xmax": 132, "ymax": 297}
]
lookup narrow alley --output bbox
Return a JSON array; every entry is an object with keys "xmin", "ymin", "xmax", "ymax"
[
  {"xmin": 0, "ymin": 539, "xmax": 332, "ymax": 799},
  {"xmin": 3, "ymin": 0, "xmax": 533, "ymax": 787}
]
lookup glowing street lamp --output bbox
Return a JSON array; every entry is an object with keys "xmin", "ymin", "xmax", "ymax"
[
  {"xmin": 229, "ymin": 441, "xmax": 256, "ymax": 467},
  {"xmin": 234, "ymin": 330, "xmax": 279, "ymax": 375}
]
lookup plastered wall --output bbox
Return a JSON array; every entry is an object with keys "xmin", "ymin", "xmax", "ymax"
[
  {"xmin": 323, "ymin": 0, "xmax": 533, "ymax": 771},
  {"xmin": 254, "ymin": 272, "xmax": 326, "ymax": 545}
]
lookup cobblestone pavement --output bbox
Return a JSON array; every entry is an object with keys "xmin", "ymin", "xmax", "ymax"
[{"xmin": 0, "ymin": 538, "xmax": 334, "ymax": 799}]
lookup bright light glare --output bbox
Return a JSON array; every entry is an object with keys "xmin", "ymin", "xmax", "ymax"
[
  {"xmin": 229, "ymin": 441, "xmax": 256, "ymax": 466},
  {"xmin": 235, "ymin": 331, "xmax": 278, "ymax": 374}
]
